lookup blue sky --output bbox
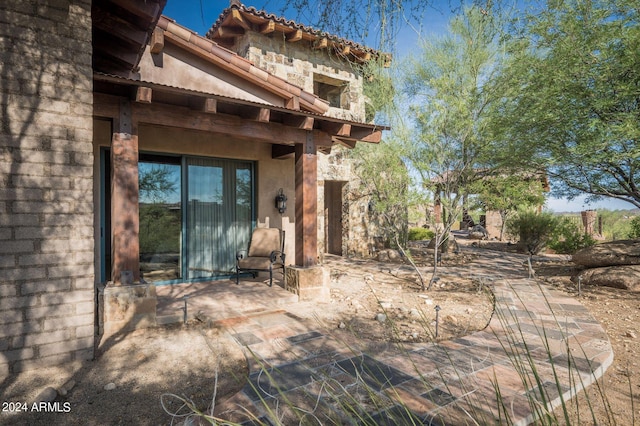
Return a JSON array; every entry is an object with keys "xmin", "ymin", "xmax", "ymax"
[{"xmin": 161, "ymin": 1, "xmax": 636, "ymax": 213}]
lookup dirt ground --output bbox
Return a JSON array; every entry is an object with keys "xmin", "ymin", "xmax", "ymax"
[{"xmin": 1, "ymin": 238, "xmax": 638, "ymax": 425}]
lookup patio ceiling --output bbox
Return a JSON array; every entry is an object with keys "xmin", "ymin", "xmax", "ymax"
[{"xmin": 92, "ymin": 0, "xmax": 166, "ymax": 76}]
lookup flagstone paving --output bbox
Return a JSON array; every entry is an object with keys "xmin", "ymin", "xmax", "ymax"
[
  {"xmin": 212, "ymin": 285, "xmax": 611, "ymax": 424},
  {"xmin": 157, "ymin": 246, "xmax": 613, "ymax": 425}
]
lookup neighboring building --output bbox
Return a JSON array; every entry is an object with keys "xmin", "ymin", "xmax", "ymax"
[{"xmin": 0, "ymin": 0, "xmax": 384, "ymax": 374}]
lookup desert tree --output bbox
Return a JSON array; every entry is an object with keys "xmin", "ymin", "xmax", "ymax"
[
  {"xmin": 402, "ymin": 5, "xmax": 507, "ymax": 288},
  {"xmin": 492, "ymin": 0, "xmax": 640, "ymax": 208},
  {"xmin": 469, "ymin": 174, "xmax": 547, "ymax": 240}
]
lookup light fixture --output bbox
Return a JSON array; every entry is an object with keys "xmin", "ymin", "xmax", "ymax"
[{"xmin": 275, "ymin": 188, "xmax": 287, "ymax": 214}]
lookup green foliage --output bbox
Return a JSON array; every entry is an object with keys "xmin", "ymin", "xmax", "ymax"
[
  {"xmin": 470, "ymin": 174, "xmax": 546, "ymax": 240},
  {"xmin": 493, "ymin": 0, "xmax": 640, "ymax": 208},
  {"xmin": 408, "ymin": 227, "xmax": 434, "ymax": 241},
  {"xmin": 139, "ymin": 204, "xmax": 181, "ymax": 255},
  {"xmin": 548, "ymin": 217, "xmax": 596, "ymax": 254},
  {"xmin": 629, "ymin": 216, "xmax": 640, "ymax": 238},
  {"xmin": 506, "ymin": 210, "xmax": 559, "ymax": 255},
  {"xmin": 352, "ymin": 139, "xmax": 411, "ymax": 247}
]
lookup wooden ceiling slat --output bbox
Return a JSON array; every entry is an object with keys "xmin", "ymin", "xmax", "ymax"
[
  {"xmin": 93, "ymin": 6, "xmax": 148, "ymax": 46},
  {"xmin": 109, "ymin": 0, "xmax": 163, "ymax": 21}
]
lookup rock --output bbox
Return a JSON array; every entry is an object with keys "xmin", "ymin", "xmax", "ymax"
[
  {"xmin": 444, "ymin": 315, "xmax": 458, "ymax": 325},
  {"xmin": 375, "ymin": 313, "xmax": 387, "ymax": 323},
  {"xmin": 58, "ymin": 379, "xmax": 76, "ymax": 396},
  {"xmin": 338, "ymin": 322, "xmax": 346, "ymax": 329},
  {"xmin": 376, "ymin": 249, "xmax": 404, "ymax": 263},
  {"xmin": 410, "ymin": 309, "xmax": 420, "ymax": 318},
  {"xmin": 574, "ymin": 265, "xmax": 640, "ymax": 291},
  {"xmin": 625, "ymin": 331, "xmax": 637, "ymax": 339},
  {"xmin": 104, "ymin": 382, "xmax": 117, "ymax": 391},
  {"xmin": 33, "ymin": 387, "xmax": 57, "ymax": 403},
  {"xmin": 468, "ymin": 225, "xmax": 489, "ymax": 240},
  {"xmin": 424, "ymin": 299, "xmax": 434, "ymax": 305},
  {"xmin": 572, "ymin": 239, "xmax": 640, "ymax": 267},
  {"xmin": 379, "ymin": 301, "xmax": 393, "ymax": 309}
]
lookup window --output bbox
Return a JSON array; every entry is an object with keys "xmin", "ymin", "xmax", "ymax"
[{"xmin": 313, "ymin": 73, "xmax": 350, "ymax": 109}]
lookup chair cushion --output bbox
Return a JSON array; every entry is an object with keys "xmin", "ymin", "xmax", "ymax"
[
  {"xmin": 238, "ymin": 257, "xmax": 272, "ymax": 270},
  {"xmin": 248, "ymin": 228, "xmax": 281, "ymax": 257}
]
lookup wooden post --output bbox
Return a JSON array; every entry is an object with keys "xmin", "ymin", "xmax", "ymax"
[
  {"xmin": 111, "ymin": 99, "xmax": 140, "ymax": 284},
  {"xmin": 295, "ymin": 131, "xmax": 318, "ymax": 267}
]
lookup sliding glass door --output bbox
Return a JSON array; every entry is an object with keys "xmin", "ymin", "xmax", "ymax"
[
  {"xmin": 139, "ymin": 156, "xmax": 182, "ymax": 282},
  {"xmin": 186, "ymin": 158, "xmax": 253, "ymax": 280},
  {"xmin": 135, "ymin": 154, "xmax": 253, "ymax": 284}
]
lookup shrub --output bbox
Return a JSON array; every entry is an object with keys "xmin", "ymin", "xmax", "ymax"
[
  {"xmin": 549, "ymin": 217, "xmax": 597, "ymax": 254},
  {"xmin": 408, "ymin": 227, "xmax": 434, "ymax": 241},
  {"xmin": 629, "ymin": 216, "xmax": 640, "ymax": 238},
  {"xmin": 506, "ymin": 210, "xmax": 559, "ymax": 255}
]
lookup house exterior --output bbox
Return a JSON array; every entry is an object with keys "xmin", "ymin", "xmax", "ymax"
[
  {"xmin": 0, "ymin": 0, "xmax": 384, "ymax": 374},
  {"xmin": 207, "ymin": 4, "xmax": 388, "ymax": 258}
]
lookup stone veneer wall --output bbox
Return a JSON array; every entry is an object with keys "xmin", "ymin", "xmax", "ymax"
[
  {"xmin": 0, "ymin": 0, "xmax": 95, "ymax": 374},
  {"xmin": 230, "ymin": 31, "xmax": 381, "ymax": 258},
  {"xmin": 237, "ymin": 32, "xmax": 366, "ymax": 123}
]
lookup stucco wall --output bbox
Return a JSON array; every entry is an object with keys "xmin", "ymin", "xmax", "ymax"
[{"xmin": 0, "ymin": 0, "xmax": 95, "ymax": 374}]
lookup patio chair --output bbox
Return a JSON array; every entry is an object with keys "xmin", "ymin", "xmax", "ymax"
[{"xmin": 236, "ymin": 228, "xmax": 285, "ymax": 287}]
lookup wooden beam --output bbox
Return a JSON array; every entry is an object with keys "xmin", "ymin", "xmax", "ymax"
[
  {"xmin": 93, "ymin": 6, "xmax": 148, "ymax": 47},
  {"xmin": 286, "ymin": 29, "xmax": 303, "ymax": 42},
  {"xmin": 216, "ymin": 25, "xmax": 245, "ymax": 38},
  {"xmin": 257, "ymin": 108, "xmax": 270, "ymax": 123},
  {"xmin": 341, "ymin": 45, "xmax": 351, "ymax": 56},
  {"xmin": 150, "ymin": 27, "xmax": 164, "ymax": 54},
  {"xmin": 94, "ymin": 93, "xmax": 336, "ymax": 146},
  {"xmin": 285, "ymin": 96, "xmax": 300, "ymax": 111},
  {"xmin": 350, "ymin": 127, "xmax": 383, "ymax": 143},
  {"xmin": 313, "ymin": 38, "xmax": 328, "ymax": 50},
  {"xmin": 111, "ymin": 98, "xmax": 140, "ymax": 284},
  {"xmin": 135, "ymin": 87, "xmax": 152, "ymax": 103},
  {"xmin": 295, "ymin": 132, "xmax": 318, "ymax": 267},
  {"xmin": 231, "ymin": 8, "xmax": 250, "ymax": 29},
  {"xmin": 203, "ymin": 98, "xmax": 217, "ymax": 114},
  {"xmin": 110, "ymin": 0, "xmax": 162, "ymax": 21},
  {"xmin": 260, "ymin": 20, "xmax": 275, "ymax": 34},
  {"xmin": 283, "ymin": 115, "xmax": 314, "ymax": 130},
  {"xmin": 333, "ymin": 137, "xmax": 356, "ymax": 149},
  {"xmin": 272, "ymin": 144, "xmax": 295, "ymax": 159},
  {"xmin": 321, "ymin": 122, "xmax": 351, "ymax": 137}
]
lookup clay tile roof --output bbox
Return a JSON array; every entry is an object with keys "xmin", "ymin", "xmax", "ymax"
[
  {"xmin": 206, "ymin": 2, "xmax": 385, "ymax": 63},
  {"xmin": 157, "ymin": 15, "xmax": 329, "ymax": 115}
]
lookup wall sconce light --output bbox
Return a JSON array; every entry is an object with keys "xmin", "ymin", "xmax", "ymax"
[{"xmin": 275, "ymin": 188, "xmax": 287, "ymax": 214}]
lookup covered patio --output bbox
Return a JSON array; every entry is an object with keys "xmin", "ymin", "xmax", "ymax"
[{"xmin": 92, "ymin": 1, "xmax": 384, "ymax": 337}]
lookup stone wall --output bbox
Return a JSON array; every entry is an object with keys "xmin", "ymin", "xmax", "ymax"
[
  {"xmin": 0, "ymin": 0, "xmax": 95, "ymax": 374},
  {"xmin": 230, "ymin": 29, "xmax": 378, "ymax": 259},
  {"xmin": 236, "ymin": 32, "xmax": 366, "ymax": 123}
]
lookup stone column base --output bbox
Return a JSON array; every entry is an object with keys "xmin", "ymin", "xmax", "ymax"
[
  {"xmin": 99, "ymin": 283, "xmax": 157, "ymax": 338},
  {"xmin": 285, "ymin": 265, "xmax": 330, "ymax": 302}
]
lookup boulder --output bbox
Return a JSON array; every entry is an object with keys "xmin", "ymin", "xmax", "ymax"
[
  {"xmin": 377, "ymin": 249, "xmax": 404, "ymax": 263},
  {"xmin": 572, "ymin": 239, "xmax": 640, "ymax": 267},
  {"xmin": 573, "ymin": 265, "xmax": 640, "ymax": 292},
  {"xmin": 468, "ymin": 225, "xmax": 488, "ymax": 240}
]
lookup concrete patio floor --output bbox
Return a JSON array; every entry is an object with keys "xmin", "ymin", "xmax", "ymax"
[{"xmin": 154, "ymin": 251, "xmax": 613, "ymax": 425}]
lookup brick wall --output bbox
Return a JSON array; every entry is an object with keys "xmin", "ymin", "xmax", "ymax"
[{"xmin": 0, "ymin": 0, "xmax": 95, "ymax": 374}]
